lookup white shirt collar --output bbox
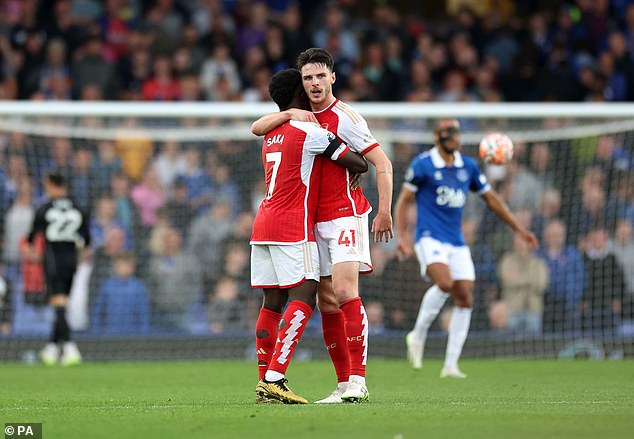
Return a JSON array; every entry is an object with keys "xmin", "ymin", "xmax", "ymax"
[{"xmin": 430, "ymin": 146, "xmax": 464, "ymax": 168}]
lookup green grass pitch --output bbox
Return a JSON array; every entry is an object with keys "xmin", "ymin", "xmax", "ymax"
[{"xmin": 1, "ymin": 359, "xmax": 632, "ymax": 438}]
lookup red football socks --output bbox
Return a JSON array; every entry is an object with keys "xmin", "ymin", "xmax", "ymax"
[
  {"xmin": 268, "ymin": 300, "xmax": 313, "ymax": 375},
  {"xmin": 341, "ymin": 297, "xmax": 368, "ymax": 377},
  {"xmin": 321, "ymin": 310, "xmax": 351, "ymax": 383},
  {"xmin": 255, "ymin": 307, "xmax": 281, "ymax": 380}
]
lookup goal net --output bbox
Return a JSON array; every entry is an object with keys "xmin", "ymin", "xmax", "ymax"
[{"xmin": 0, "ymin": 102, "xmax": 632, "ymax": 362}]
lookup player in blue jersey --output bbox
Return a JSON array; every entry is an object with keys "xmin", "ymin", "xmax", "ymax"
[{"xmin": 394, "ymin": 119, "xmax": 538, "ymax": 378}]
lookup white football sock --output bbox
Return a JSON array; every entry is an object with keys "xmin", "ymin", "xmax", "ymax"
[
  {"xmin": 264, "ymin": 370, "xmax": 284, "ymax": 382},
  {"xmin": 445, "ymin": 307, "xmax": 472, "ymax": 368},
  {"xmin": 411, "ymin": 285, "xmax": 449, "ymax": 342},
  {"xmin": 349, "ymin": 374, "xmax": 366, "ymax": 386}
]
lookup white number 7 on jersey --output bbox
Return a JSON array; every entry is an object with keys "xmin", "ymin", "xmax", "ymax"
[{"xmin": 265, "ymin": 152, "xmax": 282, "ymax": 200}]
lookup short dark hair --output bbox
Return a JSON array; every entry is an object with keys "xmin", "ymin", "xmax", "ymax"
[
  {"xmin": 268, "ymin": 68, "xmax": 302, "ymax": 111},
  {"xmin": 46, "ymin": 172, "xmax": 66, "ymax": 188},
  {"xmin": 296, "ymin": 48, "xmax": 334, "ymax": 72}
]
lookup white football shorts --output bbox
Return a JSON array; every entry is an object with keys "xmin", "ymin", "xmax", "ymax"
[
  {"xmin": 315, "ymin": 214, "xmax": 373, "ymax": 277},
  {"xmin": 414, "ymin": 236, "xmax": 475, "ymax": 281},
  {"xmin": 250, "ymin": 242, "xmax": 320, "ymax": 288}
]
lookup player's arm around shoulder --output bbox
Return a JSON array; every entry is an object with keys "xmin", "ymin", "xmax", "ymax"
[
  {"xmin": 250, "ymin": 109, "xmax": 318, "ymax": 136},
  {"xmin": 335, "ymin": 149, "xmax": 368, "ymax": 174},
  {"xmin": 300, "ymin": 121, "xmax": 368, "ymax": 174}
]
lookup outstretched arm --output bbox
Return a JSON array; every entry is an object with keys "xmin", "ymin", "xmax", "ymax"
[
  {"xmin": 364, "ymin": 147, "xmax": 394, "ymax": 243},
  {"xmin": 394, "ymin": 186, "xmax": 416, "ymax": 258},
  {"xmin": 481, "ymin": 190, "xmax": 539, "ymax": 250},
  {"xmin": 251, "ymin": 109, "xmax": 318, "ymax": 136}
]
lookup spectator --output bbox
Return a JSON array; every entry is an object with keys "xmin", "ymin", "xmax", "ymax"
[
  {"xmin": 200, "ymin": 43, "xmax": 241, "ymax": 101},
  {"xmin": 568, "ymin": 184, "xmax": 607, "ymax": 245},
  {"xmin": 207, "ymin": 276, "xmax": 245, "ymax": 334},
  {"xmin": 581, "ymin": 224, "xmax": 625, "ymax": 335},
  {"xmin": 164, "ymin": 178, "xmax": 194, "ymax": 236},
  {"xmin": 178, "ymin": 148, "xmax": 212, "ymax": 215},
  {"xmin": 218, "ymin": 240, "xmax": 250, "ymax": 287},
  {"xmin": 207, "ymin": 162, "xmax": 240, "ymax": 217},
  {"xmin": 142, "ymin": 54, "xmax": 180, "ymax": 101},
  {"xmin": 114, "ymin": 118, "xmax": 154, "ymax": 182},
  {"xmin": 537, "ymin": 219, "xmax": 585, "ymax": 333},
  {"xmin": 147, "ymin": 227, "xmax": 202, "ymax": 332},
  {"xmin": 152, "ymin": 140, "xmax": 187, "ymax": 191},
  {"xmin": 90, "ymin": 194, "xmax": 128, "ymax": 250},
  {"xmin": 90, "ymin": 252, "xmax": 150, "ymax": 334},
  {"xmin": 2, "ymin": 177, "xmax": 34, "ymax": 281},
  {"xmin": 119, "ymin": 49, "xmax": 152, "ymax": 100},
  {"xmin": 38, "ymin": 137, "xmax": 74, "ymax": 195},
  {"xmin": 71, "ymin": 147, "xmax": 98, "ymax": 212},
  {"xmin": 130, "ymin": 167, "xmax": 166, "ymax": 228},
  {"xmin": 504, "ymin": 159, "xmax": 543, "ymax": 213},
  {"xmin": 148, "ymin": 207, "xmax": 172, "ymax": 257},
  {"xmin": 187, "ymin": 197, "xmax": 233, "ymax": 282},
  {"xmin": 235, "ymin": 1, "xmax": 269, "ymax": 54},
  {"xmin": 109, "ymin": 173, "xmax": 141, "ymax": 244},
  {"xmin": 611, "ymin": 219, "xmax": 634, "ymax": 334},
  {"xmin": 89, "ymin": 226, "xmax": 126, "ymax": 306},
  {"xmin": 280, "ymin": 4, "xmax": 311, "ymax": 67},
  {"xmin": 4, "ymin": 156, "xmax": 29, "ymax": 209},
  {"xmin": 71, "ymin": 33, "xmax": 116, "ymax": 99},
  {"xmin": 93, "ymin": 140, "xmax": 122, "ymax": 193},
  {"xmin": 365, "ymin": 301, "xmax": 386, "ymax": 335},
  {"xmin": 313, "ymin": 5, "xmax": 360, "ymax": 65},
  {"xmin": 531, "ymin": 188, "xmax": 562, "ymax": 243},
  {"xmin": 605, "ymin": 172, "xmax": 632, "ymax": 229},
  {"xmin": 496, "ymin": 234, "xmax": 549, "ymax": 334},
  {"xmin": 38, "ymin": 38, "xmax": 70, "ymax": 98}
]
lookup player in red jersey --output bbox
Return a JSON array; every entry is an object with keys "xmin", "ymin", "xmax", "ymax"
[
  {"xmin": 252, "ymin": 48, "xmax": 394, "ymax": 403},
  {"xmin": 251, "ymin": 68, "xmax": 368, "ymax": 404}
]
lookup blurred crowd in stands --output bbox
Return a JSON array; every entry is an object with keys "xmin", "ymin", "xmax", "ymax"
[
  {"xmin": 0, "ymin": 0, "xmax": 633, "ymax": 339},
  {"xmin": 0, "ymin": 0, "xmax": 634, "ymax": 102}
]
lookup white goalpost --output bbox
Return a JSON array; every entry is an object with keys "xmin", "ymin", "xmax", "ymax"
[{"xmin": 0, "ymin": 102, "xmax": 632, "ymax": 361}]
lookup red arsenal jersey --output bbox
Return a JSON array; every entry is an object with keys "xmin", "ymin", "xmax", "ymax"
[
  {"xmin": 314, "ymin": 99, "xmax": 379, "ymax": 222},
  {"xmin": 250, "ymin": 120, "xmax": 349, "ymax": 244}
]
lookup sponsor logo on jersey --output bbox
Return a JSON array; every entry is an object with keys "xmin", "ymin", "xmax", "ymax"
[{"xmin": 435, "ymin": 186, "xmax": 466, "ymax": 207}]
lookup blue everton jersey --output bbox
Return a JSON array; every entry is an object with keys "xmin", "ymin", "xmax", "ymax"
[{"xmin": 404, "ymin": 147, "xmax": 490, "ymax": 246}]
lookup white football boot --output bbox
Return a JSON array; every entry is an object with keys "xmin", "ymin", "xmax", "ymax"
[
  {"xmin": 406, "ymin": 331, "xmax": 424, "ymax": 370},
  {"xmin": 341, "ymin": 376, "xmax": 369, "ymax": 403},
  {"xmin": 60, "ymin": 342, "xmax": 82, "ymax": 366},
  {"xmin": 314, "ymin": 382, "xmax": 348, "ymax": 404},
  {"xmin": 440, "ymin": 365, "xmax": 467, "ymax": 379},
  {"xmin": 40, "ymin": 343, "xmax": 60, "ymax": 366}
]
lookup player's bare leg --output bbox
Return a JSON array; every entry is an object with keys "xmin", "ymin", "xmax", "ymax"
[
  {"xmin": 407, "ymin": 263, "xmax": 451, "ymax": 369},
  {"xmin": 257, "ymin": 281, "xmax": 317, "ymax": 404},
  {"xmin": 441, "ymin": 280, "xmax": 473, "ymax": 379}
]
